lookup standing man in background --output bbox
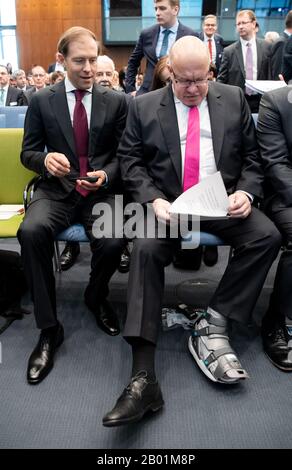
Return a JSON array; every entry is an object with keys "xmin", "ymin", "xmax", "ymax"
[
  {"xmin": 217, "ymin": 10, "xmax": 270, "ymax": 113},
  {"xmin": 199, "ymin": 14, "xmax": 224, "ymax": 75},
  {"xmin": 269, "ymin": 10, "xmax": 292, "ymax": 80},
  {"xmin": 0, "ymin": 64, "xmax": 23, "ymax": 106},
  {"xmin": 125, "ymin": 0, "xmax": 198, "ymax": 96}
]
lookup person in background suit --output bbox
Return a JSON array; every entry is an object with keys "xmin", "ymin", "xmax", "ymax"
[
  {"xmin": 47, "ymin": 52, "xmax": 65, "ymax": 73},
  {"xmin": 199, "ymin": 14, "xmax": 224, "ymax": 74},
  {"xmin": 257, "ymin": 87, "xmax": 292, "ymax": 371},
  {"xmin": 12, "ymin": 69, "xmax": 32, "ymax": 92},
  {"xmin": 125, "ymin": 0, "xmax": 198, "ymax": 96},
  {"xmin": 282, "ymin": 34, "xmax": 292, "ymax": 83},
  {"xmin": 102, "ymin": 36, "xmax": 281, "ymax": 427},
  {"xmin": 269, "ymin": 10, "xmax": 292, "ymax": 80},
  {"xmin": 18, "ymin": 27, "xmax": 127, "ymax": 385},
  {"xmin": 217, "ymin": 10, "xmax": 270, "ymax": 113},
  {"xmin": 22, "ymin": 65, "xmax": 47, "ymax": 105},
  {"xmin": 0, "ymin": 65, "xmax": 23, "ymax": 106}
]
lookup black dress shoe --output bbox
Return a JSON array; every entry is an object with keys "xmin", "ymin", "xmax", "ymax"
[
  {"xmin": 84, "ymin": 292, "xmax": 120, "ymax": 336},
  {"xmin": 203, "ymin": 246, "xmax": 218, "ymax": 267},
  {"xmin": 118, "ymin": 246, "xmax": 130, "ymax": 273},
  {"xmin": 27, "ymin": 323, "xmax": 64, "ymax": 384},
  {"xmin": 262, "ymin": 323, "xmax": 292, "ymax": 371},
  {"xmin": 60, "ymin": 242, "xmax": 80, "ymax": 271},
  {"xmin": 103, "ymin": 371, "xmax": 164, "ymax": 427}
]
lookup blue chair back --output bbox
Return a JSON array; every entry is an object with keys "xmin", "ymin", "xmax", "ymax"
[{"xmin": 0, "ymin": 106, "xmax": 28, "ymax": 128}]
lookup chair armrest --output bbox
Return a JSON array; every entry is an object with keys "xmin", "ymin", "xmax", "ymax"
[{"xmin": 23, "ymin": 175, "xmax": 42, "ymax": 211}]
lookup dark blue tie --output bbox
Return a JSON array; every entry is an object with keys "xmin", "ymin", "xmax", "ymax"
[{"xmin": 158, "ymin": 29, "xmax": 171, "ymax": 59}]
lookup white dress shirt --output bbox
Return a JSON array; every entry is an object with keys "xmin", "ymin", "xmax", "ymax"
[
  {"xmin": 240, "ymin": 37, "xmax": 258, "ymax": 80},
  {"xmin": 173, "ymin": 94, "xmax": 217, "ymax": 181},
  {"xmin": 155, "ymin": 20, "xmax": 179, "ymax": 58}
]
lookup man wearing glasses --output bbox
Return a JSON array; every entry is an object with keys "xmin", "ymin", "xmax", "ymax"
[
  {"xmin": 22, "ymin": 65, "xmax": 47, "ymax": 105},
  {"xmin": 217, "ymin": 10, "xmax": 270, "ymax": 113},
  {"xmin": 102, "ymin": 36, "xmax": 281, "ymax": 427}
]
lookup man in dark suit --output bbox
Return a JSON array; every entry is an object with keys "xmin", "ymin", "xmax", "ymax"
[
  {"xmin": 47, "ymin": 52, "xmax": 66, "ymax": 74},
  {"xmin": 102, "ymin": 36, "xmax": 281, "ymax": 427},
  {"xmin": 22, "ymin": 65, "xmax": 47, "ymax": 106},
  {"xmin": 257, "ymin": 87, "xmax": 292, "ymax": 371},
  {"xmin": 269, "ymin": 10, "xmax": 292, "ymax": 81},
  {"xmin": 0, "ymin": 65, "xmax": 23, "ymax": 106},
  {"xmin": 282, "ymin": 34, "xmax": 292, "ymax": 83},
  {"xmin": 199, "ymin": 14, "xmax": 224, "ymax": 75},
  {"xmin": 125, "ymin": 0, "xmax": 198, "ymax": 96},
  {"xmin": 18, "ymin": 27, "xmax": 127, "ymax": 385},
  {"xmin": 217, "ymin": 10, "xmax": 270, "ymax": 113}
]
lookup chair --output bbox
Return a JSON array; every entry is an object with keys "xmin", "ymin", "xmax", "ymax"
[
  {"xmin": 54, "ymin": 224, "xmax": 89, "ymax": 272},
  {"xmin": 0, "ymin": 106, "xmax": 28, "ymax": 128},
  {"xmin": 0, "ymin": 128, "xmax": 35, "ymax": 238}
]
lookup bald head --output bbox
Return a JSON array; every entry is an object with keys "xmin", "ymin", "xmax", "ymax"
[
  {"xmin": 168, "ymin": 36, "xmax": 210, "ymax": 107},
  {"xmin": 169, "ymin": 36, "xmax": 210, "ymax": 71}
]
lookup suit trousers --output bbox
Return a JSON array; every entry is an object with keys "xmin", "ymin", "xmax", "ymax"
[
  {"xmin": 18, "ymin": 190, "xmax": 125, "ymax": 329},
  {"xmin": 123, "ymin": 207, "xmax": 281, "ymax": 344},
  {"xmin": 265, "ymin": 206, "xmax": 292, "ymax": 321}
]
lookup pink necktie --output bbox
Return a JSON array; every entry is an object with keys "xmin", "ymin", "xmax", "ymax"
[
  {"xmin": 208, "ymin": 39, "xmax": 213, "ymax": 62},
  {"xmin": 73, "ymin": 89, "xmax": 90, "ymax": 197},
  {"xmin": 245, "ymin": 43, "xmax": 253, "ymax": 96},
  {"xmin": 183, "ymin": 106, "xmax": 200, "ymax": 192}
]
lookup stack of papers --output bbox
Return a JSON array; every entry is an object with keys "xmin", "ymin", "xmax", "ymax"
[
  {"xmin": 169, "ymin": 172, "xmax": 229, "ymax": 218},
  {"xmin": 0, "ymin": 205, "xmax": 24, "ymax": 220},
  {"xmin": 245, "ymin": 80, "xmax": 287, "ymax": 95}
]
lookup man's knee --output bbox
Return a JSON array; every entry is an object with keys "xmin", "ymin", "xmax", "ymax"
[
  {"xmin": 132, "ymin": 237, "xmax": 173, "ymax": 264},
  {"xmin": 18, "ymin": 218, "xmax": 52, "ymax": 246}
]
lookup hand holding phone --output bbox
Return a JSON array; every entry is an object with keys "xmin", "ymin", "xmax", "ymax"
[{"xmin": 72, "ymin": 176, "xmax": 98, "ymax": 183}]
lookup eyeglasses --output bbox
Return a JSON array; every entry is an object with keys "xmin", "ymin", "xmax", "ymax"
[
  {"xmin": 171, "ymin": 70, "xmax": 209, "ymax": 88},
  {"xmin": 236, "ymin": 20, "xmax": 253, "ymax": 27},
  {"xmin": 33, "ymin": 74, "xmax": 45, "ymax": 77}
]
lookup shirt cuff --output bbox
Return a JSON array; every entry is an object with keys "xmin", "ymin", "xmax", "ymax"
[{"xmin": 236, "ymin": 190, "xmax": 254, "ymax": 203}]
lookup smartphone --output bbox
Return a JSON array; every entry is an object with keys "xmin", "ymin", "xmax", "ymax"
[{"xmin": 71, "ymin": 176, "xmax": 98, "ymax": 183}]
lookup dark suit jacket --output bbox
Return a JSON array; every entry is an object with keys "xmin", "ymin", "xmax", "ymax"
[
  {"xmin": 217, "ymin": 39, "xmax": 270, "ymax": 89},
  {"xmin": 125, "ymin": 21, "xmax": 199, "ymax": 95},
  {"xmin": 47, "ymin": 63, "xmax": 65, "ymax": 73},
  {"xmin": 257, "ymin": 86, "xmax": 292, "ymax": 211},
  {"xmin": 198, "ymin": 32, "xmax": 224, "ymax": 73},
  {"xmin": 269, "ymin": 32, "xmax": 290, "ymax": 80},
  {"xmin": 5, "ymin": 86, "xmax": 23, "ymax": 106},
  {"xmin": 21, "ymin": 81, "xmax": 128, "ymax": 201},
  {"xmin": 118, "ymin": 82, "xmax": 263, "ymax": 205},
  {"xmin": 22, "ymin": 87, "xmax": 38, "ymax": 106},
  {"xmin": 282, "ymin": 35, "xmax": 292, "ymax": 83}
]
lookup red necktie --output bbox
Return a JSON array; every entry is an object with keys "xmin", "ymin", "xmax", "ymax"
[
  {"xmin": 73, "ymin": 89, "xmax": 89, "ymax": 197},
  {"xmin": 208, "ymin": 39, "xmax": 213, "ymax": 62},
  {"xmin": 183, "ymin": 106, "xmax": 200, "ymax": 192}
]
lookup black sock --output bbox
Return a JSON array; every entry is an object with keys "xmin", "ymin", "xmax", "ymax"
[{"xmin": 130, "ymin": 338, "xmax": 156, "ymax": 382}]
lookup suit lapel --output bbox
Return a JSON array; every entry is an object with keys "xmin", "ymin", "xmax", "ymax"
[
  {"xmin": 207, "ymin": 83, "xmax": 224, "ymax": 167},
  {"xmin": 50, "ymin": 82, "xmax": 75, "ymax": 156},
  {"xmin": 157, "ymin": 87, "xmax": 182, "ymax": 184},
  {"xmin": 89, "ymin": 85, "xmax": 106, "ymax": 156},
  {"xmin": 149, "ymin": 25, "xmax": 160, "ymax": 61},
  {"xmin": 235, "ymin": 41, "xmax": 245, "ymax": 76}
]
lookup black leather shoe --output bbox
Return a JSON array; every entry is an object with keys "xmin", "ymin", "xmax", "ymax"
[
  {"xmin": 27, "ymin": 323, "xmax": 64, "ymax": 384},
  {"xmin": 103, "ymin": 371, "xmax": 164, "ymax": 427},
  {"xmin": 84, "ymin": 292, "xmax": 120, "ymax": 336},
  {"xmin": 118, "ymin": 246, "xmax": 130, "ymax": 273},
  {"xmin": 203, "ymin": 246, "xmax": 218, "ymax": 267},
  {"xmin": 60, "ymin": 242, "xmax": 80, "ymax": 271},
  {"xmin": 262, "ymin": 323, "xmax": 292, "ymax": 371}
]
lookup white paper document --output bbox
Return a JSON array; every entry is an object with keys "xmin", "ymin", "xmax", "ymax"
[
  {"xmin": 245, "ymin": 80, "xmax": 287, "ymax": 95},
  {"xmin": 0, "ymin": 204, "xmax": 24, "ymax": 220},
  {"xmin": 169, "ymin": 172, "xmax": 229, "ymax": 218}
]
